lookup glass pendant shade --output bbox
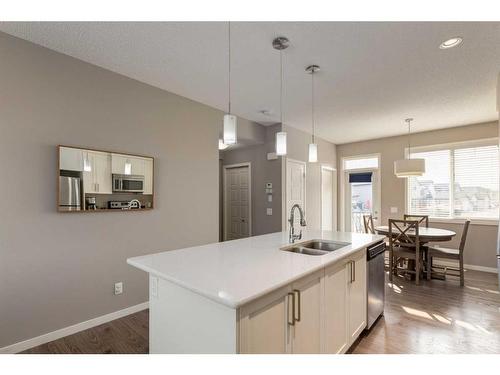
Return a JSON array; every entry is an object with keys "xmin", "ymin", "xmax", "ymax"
[
  {"xmin": 223, "ymin": 114, "xmax": 237, "ymax": 144},
  {"xmin": 276, "ymin": 131, "xmax": 287, "ymax": 156},
  {"xmin": 394, "ymin": 158, "xmax": 425, "ymax": 178},
  {"xmin": 124, "ymin": 160, "xmax": 132, "ymax": 175},
  {"xmin": 83, "ymin": 153, "xmax": 92, "ymax": 172},
  {"xmin": 308, "ymin": 143, "xmax": 318, "ymax": 163}
]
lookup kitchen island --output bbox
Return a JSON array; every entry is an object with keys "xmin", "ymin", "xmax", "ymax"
[{"xmin": 127, "ymin": 230, "xmax": 385, "ymax": 354}]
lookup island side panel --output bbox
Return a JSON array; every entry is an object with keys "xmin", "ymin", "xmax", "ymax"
[{"xmin": 149, "ymin": 275, "xmax": 237, "ymax": 353}]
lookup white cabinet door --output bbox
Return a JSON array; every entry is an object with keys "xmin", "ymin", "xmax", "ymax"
[
  {"xmin": 143, "ymin": 158, "xmax": 154, "ymax": 195},
  {"xmin": 83, "ymin": 151, "xmax": 112, "ymax": 194},
  {"xmin": 239, "ymin": 285, "xmax": 292, "ymax": 354},
  {"xmin": 347, "ymin": 250, "xmax": 367, "ymax": 345},
  {"xmin": 94, "ymin": 152, "xmax": 112, "ymax": 193},
  {"xmin": 59, "ymin": 147, "xmax": 83, "ymax": 171},
  {"xmin": 324, "ymin": 260, "xmax": 349, "ymax": 354},
  {"xmin": 290, "ymin": 271, "xmax": 322, "ymax": 354}
]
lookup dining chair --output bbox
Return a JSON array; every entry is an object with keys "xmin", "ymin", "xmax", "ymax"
[
  {"xmin": 426, "ymin": 220, "xmax": 470, "ymax": 286},
  {"xmin": 363, "ymin": 214, "xmax": 375, "ymax": 234},
  {"xmin": 389, "ymin": 219, "xmax": 423, "ymax": 285},
  {"xmin": 403, "ymin": 214, "xmax": 429, "ymax": 228}
]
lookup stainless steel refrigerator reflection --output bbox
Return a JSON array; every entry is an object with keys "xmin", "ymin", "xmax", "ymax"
[{"xmin": 59, "ymin": 176, "xmax": 81, "ymax": 211}]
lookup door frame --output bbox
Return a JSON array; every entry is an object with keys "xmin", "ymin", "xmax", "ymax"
[
  {"xmin": 320, "ymin": 164, "xmax": 337, "ymax": 231},
  {"xmin": 222, "ymin": 162, "xmax": 252, "ymax": 241},
  {"xmin": 283, "ymin": 158, "xmax": 307, "ymax": 231},
  {"xmin": 340, "ymin": 158, "xmax": 381, "ymax": 232}
]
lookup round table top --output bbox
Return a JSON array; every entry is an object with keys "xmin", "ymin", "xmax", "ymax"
[{"xmin": 374, "ymin": 225, "xmax": 456, "ymax": 242}]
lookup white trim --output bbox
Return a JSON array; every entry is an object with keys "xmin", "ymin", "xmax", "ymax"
[
  {"xmin": 320, "ymin": 164, "xmax": 337, "ymax": 231},
  {"xmin": 222, "ymin": 162, "xmax": 252, "ymax": 241},
  {"xmin": 342, "ymin": 153, "xmax": 381, "ymax": 170},
  {"xmin": 429, "ymin": 218, "xmax": 499, "ymax": 226},
  {"xmin": 0, "ymin": 302, "xmax": 149, "ymax": 354},
  {"xmin": 433, "ymin": 259, "xmax": 498, "ymax": 274},
  {"xmin": 409, "ymin": 137, "xmax": 498, "ymax": 154}
]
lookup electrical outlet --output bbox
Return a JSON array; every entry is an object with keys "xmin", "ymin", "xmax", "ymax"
[{"xmin": 114, "ymin": 282, "xmax": 123, "ymax": 295}]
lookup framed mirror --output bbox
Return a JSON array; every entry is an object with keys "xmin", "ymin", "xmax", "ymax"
[{"xmin": 58, "ymin": 145, "xmax": 154, "ymax": 212}]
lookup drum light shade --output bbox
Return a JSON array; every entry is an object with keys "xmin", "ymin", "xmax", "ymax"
[
  {"xmin": 276, "ymin": 132, "xmax": 287, "ymax": 156},
  {"xmin": 308, "ymin": 143, "xmax": 318, "ymax": 163},
  {"xmin": 394, "ymin": 158, "xmax": 425, "ymax": 178},
  {"xmin": 223, "ymin": 114, "xmax": 237, "ymax": 144}
]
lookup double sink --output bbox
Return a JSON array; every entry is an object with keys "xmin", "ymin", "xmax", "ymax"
[{"xmin": 281, "ymin": 239, "xmax": 351, "ymax": 256}]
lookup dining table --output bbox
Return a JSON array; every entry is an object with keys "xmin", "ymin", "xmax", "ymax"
[{"xmin": 374, "ymin": 225, "xmax": 456, "ymax": 280}]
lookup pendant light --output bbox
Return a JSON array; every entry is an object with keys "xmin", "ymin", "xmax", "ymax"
[
  {"xmin": 223, "ymin": 22, "xmax": 237, "ymax": 145},
  {"xmin": 306, "ymin": 65, "xmax": 320, "ymax": 163},
  {"xmin": 273, "ymin": 36, "xmax": 289, "ymax": 156},
  {"xmin": 394, "ymin": 118, "xmax": 426, "ymax": 178}
]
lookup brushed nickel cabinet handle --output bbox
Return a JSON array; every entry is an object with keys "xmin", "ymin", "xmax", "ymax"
[
  {"xmin": 352, "ymin": 260, "xmax": 356, "ymax": 283},
  {"xmin": 293, "ymin": 289, "xmax": 301, "ymax": 322},
  {"xmin": 287, "ymin": 292, "xmax": 295, "ymax": 326}
]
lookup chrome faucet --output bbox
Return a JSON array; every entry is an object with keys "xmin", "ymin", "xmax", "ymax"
[
  {"xmin": 288, "ymin": 204, "xmax": 307, "ymax": 243},
  {"xmin": 126, "ymin": 199, "xmax": 141, "ymax": 210}
]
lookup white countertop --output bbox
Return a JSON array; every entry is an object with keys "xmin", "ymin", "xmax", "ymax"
[{"xmin": 127, "ymin": 230, "xmax": 385, "ymax": 308}]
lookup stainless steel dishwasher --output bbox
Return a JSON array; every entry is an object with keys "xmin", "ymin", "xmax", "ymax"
[{"xmin": 366, "ymin": 240, "xmax": 386, "ymax": 329}]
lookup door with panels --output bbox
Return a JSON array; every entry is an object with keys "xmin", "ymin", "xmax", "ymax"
[
  {"xmin": 224, "ymin": 164, "xmax": 251, "ymax": 241},
  {"xmin": 238, "ymin": 285, "xmax": 291, "ymax": 354},
  {"xmin": 289, "ymin": 270, "xmax": 322, "ymax": 353},
  {"xmin": 324, "ymin": 259, "xmax": 349, "ymax": 354},
  {"xmin": 286, "ymin": 159, "xmax": 306, "ymax": 230},
  {"xmin": 347, "ymin": 249, "xmax": 367, "ymax": 344}
]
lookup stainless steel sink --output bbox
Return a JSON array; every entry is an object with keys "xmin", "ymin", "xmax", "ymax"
[{"xmin": 281, "ymin": 240, "xmax": 351, "ymax": 256}]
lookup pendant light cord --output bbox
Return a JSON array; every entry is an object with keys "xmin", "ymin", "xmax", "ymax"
[
  {"xmin": 280, "ymin": 49, "xmax": 283, "ymax": 126},
  {"xmin": 228, "ymin": 21, "xmax": 231, "ymax": 115},
  {"xmin": 311, "ymin": 69, "xmax": 315, "ymax": 144}
]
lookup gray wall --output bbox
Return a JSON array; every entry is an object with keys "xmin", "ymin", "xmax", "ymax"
[
  {"xmin": 284, "ymin": 125, "xmax": 337, "ymax": 231},
  {"xmin": 220, "ymin": 124, "xmax": 282, "ymax": 236},
  {"xmin": 0, "ymin": 32, "xmax": 222, "ymax": 347},
  {"xmin": 336, "ymin": 121, "xmax": 499, "ymax": 269}
]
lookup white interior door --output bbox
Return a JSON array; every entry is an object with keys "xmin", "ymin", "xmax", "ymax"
[
  {"xmin": 321, "ymin": 166, "xmax": 337, "ymax": 231},
  {"xmin": 286, "ymin": 159, "xmax": 306, "ymax": 230},
  {"xmin": 224, "ymin": 164, "xmax": 251, "ymax": 240},
  {"xmin": 343, "ymin": 168, "xmax": 380, "ymax": 232}
]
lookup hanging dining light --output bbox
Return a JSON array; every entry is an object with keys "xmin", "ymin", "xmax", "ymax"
[
  {"xmin": 223, "ymin": 22, "xmax": 237, "ymax": 145},
  {"xmin": 273, "ymin": 36, "xmax": 289, "ymax": 156},
  {"xmin": 394, "ymin": 118, "xmax": 426, "ymax": 177},
  {"xmin": 306, "ymin": 65, "xmax": 320, "ymax": 163}
]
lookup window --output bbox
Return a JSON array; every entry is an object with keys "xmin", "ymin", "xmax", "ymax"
[
  {"xmin": 343, "ymin": 155, "xmax": 379, "ymax": 170},
  {"xmin": 407, "ymin": 139, "xmax": 499, "ymax": 221}
]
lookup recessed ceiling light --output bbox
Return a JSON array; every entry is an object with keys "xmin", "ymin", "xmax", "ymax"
[{"xmin": 439, "ymin": 37, "xmax": 463, "ymax": 49}]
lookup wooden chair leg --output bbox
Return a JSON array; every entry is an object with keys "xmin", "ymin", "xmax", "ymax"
[
  {"xmin": 389, "ymin": 248, "xmax": 394, "ymax": 282},
  {"xmin": 415, "ymin": 256, "xmax": 420, "ymax": 285},
  {"xmin": 459, "ymin": 257, "xmax": 464, "ymax": 287},
  {"xmin": 426, "ymin": 254, "xmax": 432, "ymax": 281}
]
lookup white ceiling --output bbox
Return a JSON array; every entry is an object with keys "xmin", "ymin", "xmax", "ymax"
[{"xmin": 1, "ymin": 22, "xmax": 499, "ymax": 144}]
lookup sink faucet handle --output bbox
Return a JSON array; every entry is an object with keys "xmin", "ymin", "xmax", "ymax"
[
  {"xmin": 300, "ymin": 218, "xmax": 306, "ymax": 227},
  {"xmin": 298, "ymin": 230, "xmax": 302, "ymax": 240}
]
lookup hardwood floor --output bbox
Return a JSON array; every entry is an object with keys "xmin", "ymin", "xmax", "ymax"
[{"xmin": 21, "ymin": 270, "xmax": 499, "ymax": 354}]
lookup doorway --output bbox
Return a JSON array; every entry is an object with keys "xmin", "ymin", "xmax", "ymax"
[
  {"xmin": 321, "ymin": 166, "xmax": 337, "ymax": 231},
  {"xmin": 343, "ymin": 168, "xmax": 380, "ymax": 233},
  {"xmin": 285, "ymin": 158, "xmax": 306, "ymax": 230},
  {"xmin": 223, "ymin": 163, "xmax": 252, "ymax": 240}
]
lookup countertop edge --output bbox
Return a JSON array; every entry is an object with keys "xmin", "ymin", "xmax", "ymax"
[{"xmin": 127, "ymin": 235, "xmax": 385, "ymax": 309}]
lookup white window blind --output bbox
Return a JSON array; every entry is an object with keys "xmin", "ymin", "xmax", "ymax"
[
  {"xmin": 453, "ymin": 145, "xmax": 499, "ymax": 219},
  {"xmin": 408, "ymin": 140, "xmax": 499, "ymax": 220},
  {"xmin": 408, "ymin": 149, "xmax": 451, "ymax": 218}
]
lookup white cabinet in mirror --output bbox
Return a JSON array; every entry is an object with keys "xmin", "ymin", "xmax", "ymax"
[{"xmin": 58, "ymin": 145, "xmax": 154, "ymax": 212}]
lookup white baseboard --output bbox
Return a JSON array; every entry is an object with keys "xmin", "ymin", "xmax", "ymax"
[
  {"xmin": 433, "ymin": 259, "xmax": 498, "ymax": 274},
  {"xmin": 0, "ymin": 301, "xmax": 149, "ymax": 354}
]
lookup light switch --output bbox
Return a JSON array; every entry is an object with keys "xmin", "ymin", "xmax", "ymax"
[
  {"xmin": 151, "ymin": 276, "xmax": 158, "ymax": 298},
  {"xmin": 266, "ymin": 208, "xmax": 273, "ymax": 216},
  {"xmin": 268, "ymin": 195, "xmax": 273, "ymax": 202},
  {"xmin": 390, "ymin": 207, "xmax": 398, "ymax": 214}
]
